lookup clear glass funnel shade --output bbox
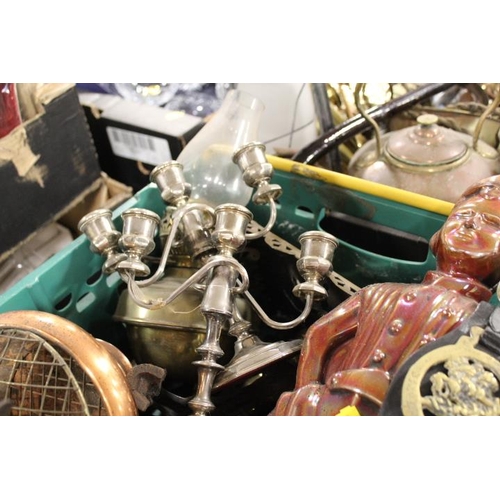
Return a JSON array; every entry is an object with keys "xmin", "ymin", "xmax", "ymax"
[{"xmin": 177, "ymin": 89, "xmax": 265, "ymax": 207}]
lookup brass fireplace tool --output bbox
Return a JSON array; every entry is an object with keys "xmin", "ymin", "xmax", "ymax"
[{"xmin": 79, "ymin": 142, "xmax": 338, "ymax": 415}]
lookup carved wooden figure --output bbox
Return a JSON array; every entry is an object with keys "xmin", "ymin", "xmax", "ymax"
[{"xmin": 272, "ymin": 175, "xmax": 500, "ymax": 416}]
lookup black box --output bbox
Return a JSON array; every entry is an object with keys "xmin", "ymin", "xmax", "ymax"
[
  {"xmin": 79, "ymin": 92, "xmax": 205, "ymax": 192},
  {"xmin": 0, "ymin": 84, "xmax": 102, "ymax": 263}
]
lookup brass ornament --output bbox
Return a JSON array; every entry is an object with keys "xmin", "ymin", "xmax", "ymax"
[{"xmin": 401, "ymin": 326, "xmax": 500, "ymax": 416}]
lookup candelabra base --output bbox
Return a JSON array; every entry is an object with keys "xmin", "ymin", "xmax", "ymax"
[{"xmin": 213, "ymin": 336, "xmax": 303, "ymax": 391}]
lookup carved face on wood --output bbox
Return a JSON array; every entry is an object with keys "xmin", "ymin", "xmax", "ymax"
[{"xmin": 431, "ymin": 176, "xmax": 500, "ymax": 284}]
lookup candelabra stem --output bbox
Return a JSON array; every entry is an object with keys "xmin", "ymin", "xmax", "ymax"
[
  {"xmin": 189, "ymin": 263, "xmax": 241, "ymax": 415},
  {"xmin": 188, "ymin": 313, "xmax": 226, "ymax": 416}
]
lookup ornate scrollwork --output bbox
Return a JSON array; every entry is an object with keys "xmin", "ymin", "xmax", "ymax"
[
  {"xmin": 422, "ymin": 356, "xmax": 500, "ymax": 416},
  {"xmin": 402, "ymin": 326, "xmax": 500, "ymax": 416}
]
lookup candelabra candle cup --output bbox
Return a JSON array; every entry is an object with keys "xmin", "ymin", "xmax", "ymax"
[
  {"xmin": 78, "ymin": 209, "xmax": 126, "ymax": 274},
  {"xmin": 181, "ymin": 209, "xmax": 216, "ymax": 260},
  {"xmin": 212, "ymin": 204, "xmax": 253, "ymax": 254},
  {"xmin": 293, "ymin": 230, "xmax": 339, "ymax": 300},
  {"xmin": 149, "ymin": 161, "xmax": 192, "ymax": 206},
  {"xmin": 117, "ymin": 209, "xmax": 161, "ymax": 276},
  {"xmin": 232, "ymin": 142, "xmax": 273, "ymax": 187},
  {"xmin": 232, "ymin": 142, "xmax": 282, "ymax": 205},
  {"xmin": 78, "ymin": 209, "xmax": 120, "ymax": 254}
]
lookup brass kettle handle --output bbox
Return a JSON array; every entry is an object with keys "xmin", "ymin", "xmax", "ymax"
[
  {"xmin": 472, "ymin": 85, "xmax": 500, "ymax": 153},
  {"xmin": 354, "ymin": 83, "xmax": 383, "ymax": 160}
]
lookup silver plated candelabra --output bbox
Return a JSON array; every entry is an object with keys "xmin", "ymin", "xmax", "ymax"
[{"xmin": 79, "ymin": 142, "xmax": 338, "ymax": 415}]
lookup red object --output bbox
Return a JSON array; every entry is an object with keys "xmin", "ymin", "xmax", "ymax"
[
  {"xmin": 272, "ymin": 175, "xmax": 500, "ymax": 416},
  {"xmin": 0, "ymin": 83, "xmax": 22, "ymax": 138}
]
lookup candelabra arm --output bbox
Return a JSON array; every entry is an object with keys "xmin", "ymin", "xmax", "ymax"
[
  {"xmin": 121, "ymin": 255, "xmax": 249, "ymax": 310},
  {"xmin": 245, "ymin": 197, "xmax": 277, "ymax": 240},
  {"xmin": 243, "ymin": 288, "xmax": 314, "ymax": 330},
  {"xmin": 135, "ymin": 203, "xmax": 214, "ymax": 288}
]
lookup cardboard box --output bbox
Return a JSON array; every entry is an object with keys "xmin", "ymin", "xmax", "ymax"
[
  {"xmin": 0, "ymin": 172, "xmax": 132, "ymax": 295},
  {"xmin": 78, "ymin": 92, "xmax": 205, "ymax": 192},
  {"xmin": 0, "ymin": 84, "xmax": 102, "ymax": 263},
  {"xmin": 58, "ymin": 172, "xmax": 133, "ymax": 235}
]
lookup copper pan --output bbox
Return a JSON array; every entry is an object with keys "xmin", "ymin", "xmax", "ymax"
[{"xmin": 0, "ymin": 310, "xmax": 137, "ymax": 416}]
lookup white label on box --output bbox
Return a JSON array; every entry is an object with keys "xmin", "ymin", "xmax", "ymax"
[{"xmin": 106, "ymin": 126, "xmax": 172, "ymax": 165}]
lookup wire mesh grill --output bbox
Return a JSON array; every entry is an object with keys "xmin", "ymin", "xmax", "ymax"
[{"xmin": 0, "ymin": 328, "xmax": 108, "ymax": 416}]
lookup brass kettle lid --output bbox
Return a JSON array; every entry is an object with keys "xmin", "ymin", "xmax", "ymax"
[{"xmin": 385, "ymin": 113, "xmax": 469, "ymax": 168}]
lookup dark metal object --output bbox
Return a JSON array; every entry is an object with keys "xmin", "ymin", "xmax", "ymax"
[
  {"xmin": 126, "ymin": 364, "xmax": 166, "ymax": 412},
  {"xmin": 309, "ymin": 83, "xmax": 338, "ymax": 170},
  {"xmin": 292, "ymin": 83, "xmax": 456, "ymax": 169},
  {"xmin": 0, "ymin": 399, "xmax": 13, "ymax": 416},
  {"xmin": 479, "ymin": 306, "xmax": 500, "ymax": 357},
  {"xmin": 431, "ymin": 83, "xmax": 489, "ymax": 108},
  {"xmin": 310, "ymin": 83, "xmax": 335, "ymax": 134}
]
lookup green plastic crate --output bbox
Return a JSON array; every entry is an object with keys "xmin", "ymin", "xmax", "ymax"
[
  {"xmin": 250, "ymin": 159, "xmax": 448, "ymax": 288},
  {"xmin": 0, "ymin": 158, "xmax": 451, "ymax": 340},
  {"xmin": 0, "ymin": 184, "xmax": 164, "ymax": 344}
]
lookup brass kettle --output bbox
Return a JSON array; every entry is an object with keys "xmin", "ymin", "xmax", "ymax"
[
  {"xmin": 113, "ymin": 264, "xmax": 255, "ymax": 392},
  {"xmin": 347, "ymin": 112, "xmax": 500, "ymax": 203}
]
